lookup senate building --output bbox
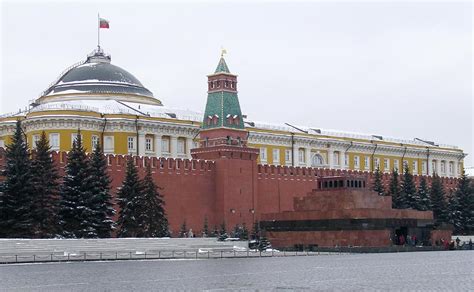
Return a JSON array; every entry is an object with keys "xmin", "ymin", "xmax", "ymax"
[{"xmin": 0, "ymin": 47, "xmax": 466, "ymax": 178}]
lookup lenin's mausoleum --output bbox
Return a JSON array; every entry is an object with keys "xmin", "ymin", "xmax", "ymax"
[{"xmin": 0, "ymin": 47, "xmax": 462, "ymax": 247}]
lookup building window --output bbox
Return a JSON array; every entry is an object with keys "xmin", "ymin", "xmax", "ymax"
[
  {"xmin": 0, "ymin": 139, "xmax": 4, "ymax": 149},
  {"xmin": 412, "ymin": 161, "xmax": 418, "ymax": 174},
  {"xmin": 333, "ymin": 152, "xmax": 340, "ymax": 166},
  {"xmin": 91, "ymin": 135, "xmax": 99, "ymax": 149},
  {"xmin": 403, "ymin": 160, "xmax": 409, "ymax": 170},
  {"xmin": 31, "ymin": 134, "xmax": 40, "ymax": 149},
  {"xmin": 384, "ymin": 158, "xmax": 390, "ymax": 172},
  {"xmin": 285, "ymin": 149, "xmax": 291, "ymax": 164},
  {"xmin": 344, "ymin": 154, "xmax": 349, "ymax": 167},
  {"xmin": 440, "ymin": 161, "xmax": 446, "ymax": 174},
  {"xmin": 104, "ymin": 136, "xmax": 114, "ymax": 152},
  {"xmin": 449, "ymin": 162, "xmax": 454, "ymax": 175},
  {"xmin": 272, "ymin": 149, "xmax": 280, "ymax": 165},
  {"xmin": 145, "ymin": 137, "xmax": 153, "ymax": 151},
  {"xmin": 432, "ymin": 161, "xmax": 437, "ymax": 173},
  {"xmin": 312, "ymin": 153, "xmax": 324, "ymax": 167},
  {"xmin": 298, "ymin": 149, "xmax": 305, "ymax": 164},
  {"xmin": 127, "ymin": 137, "xmax": 136, "ymax": 151},
  {"xmin": 353, "ymin": 155, "xmax": 360, "ymax": 169},
  {"xmin": 364, "ymin": 156, "xmax": 370, "ymax": 170},
  {"xmin": 260, "ymin": 147, "xmax": 267, "ymax": 162},
  {"xmin": 374, "ymin": 158, "xmax": 380, "ymax": 169},
  {"xmin": 394, "ymin": 159, "xmax": 399, "ymax": 172},
  {"xmin": 71, "ymin": 133, "xmax": 83, "ymax": 148},
  {"xmin": 177, "ymin": 138, "xmax": 185, "ymax": 154},
  {"xmin": 162, "ymin": 137, "xmax": 170, "ymax": 153},
  {"xmin": 422, "ymin": 161, "xmax": 427, "ymax": 174}
]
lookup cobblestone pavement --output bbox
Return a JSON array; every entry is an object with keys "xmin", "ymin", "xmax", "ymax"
[{"xmin": 0, "ymin": 250, "xmax": 472, "ymax": 291}]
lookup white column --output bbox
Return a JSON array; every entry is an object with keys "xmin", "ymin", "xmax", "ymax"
[
  {"xmin": 170, "ymin": 136, "xmax": 178, "ymax": 158},
  {"xmin": 305, "ymin": 147, "xmax": 312, "ymax": 167},
  {"xmin": 292, "ymin": 145, "xmax": 299, "ymax": 167},
  {"xmin": 427, "ymin": 158, "xmax": 432, "ymax": 175},
  {"xmin": 328, "ymin": 149, "xmax": 334, "ymax": 169},
  {"xmin": 138, "ymin": 133, "xmax": 146, "ymax": 156},
  {"xmin": 186, "ymin": 137, "xmax": 194, "ymax": 159},
  {"xmin": 155, "ymin": 135, "xmax": 162, "ymax": 157}
]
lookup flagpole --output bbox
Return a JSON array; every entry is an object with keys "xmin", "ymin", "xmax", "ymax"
[{"xmin": 97, "ymin": 13, "xmax": 100, "ymax": 50}]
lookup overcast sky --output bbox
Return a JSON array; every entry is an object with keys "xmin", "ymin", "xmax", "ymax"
[{"xmin": 1, "ymin": 1, "xmax": 472, "ymax": 166}]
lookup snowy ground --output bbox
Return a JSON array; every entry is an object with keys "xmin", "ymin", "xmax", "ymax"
[
  {"xmin": 0, "ymin": 250, "xmax": 472, "ymax": 291},
  {"xmin": 0, "ymin": 238, "xmax": 249, "ymax": 263}
]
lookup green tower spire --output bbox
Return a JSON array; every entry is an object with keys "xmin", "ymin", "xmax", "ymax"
[{"xmin": 202, "ymin": 56, "xmax": 244, "ymax": 130}]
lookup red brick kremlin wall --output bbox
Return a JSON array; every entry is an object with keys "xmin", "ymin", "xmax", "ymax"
[{"xmin": 0, "ymin": 148, "xmax": 461, "ymax": 236}]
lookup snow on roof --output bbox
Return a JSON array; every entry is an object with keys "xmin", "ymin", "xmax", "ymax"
[
  {"xmin": 7, "ymin": 99, "xmax": 459, "ymax": 150},
  {"xmin": 245, "ymin": 120, "xmax": 459, "ymax": 149}
]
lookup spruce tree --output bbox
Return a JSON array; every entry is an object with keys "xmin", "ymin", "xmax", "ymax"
[
  {"xmin": 89, "ymin": 142, "xmax": 115, "ymax": 238},
  {"xmin": 30, "ymin": 131, "xmax": 59, "ymax": 238},
  {"xmin": 220, "ymin": 221, "xmax": 227, "ymax": 236},
  {"xmin": 417, "ymin": 176, "xmax": 431, "ymax": 211},
  {"xmin": 116, "ymin": 157, "xmax": 142, "ymax": 237},
  {"xmin": 446, "ymin": 190, "xmax": 461, "ymax": 233},
  {"xmin": 202, "ymin": 216, "xmax": 209, "ymax": 237},
  {"xmin": 136, "ymin": 163, "xmax": 169, "ymax": 237},
  {"xmin": 58, "ymin": 131, "xmax": 96, "ymax": 238},
  {"xmin": 180, "ymin": 220, "xmax": 187, "ymax": 237},
  {"xmin": 372, "ymin": 166, "xmax": 385, "ymax": 196},
  {"xmin": 388, "ymin": 169, "xmax": 401, "ymax": 209},
  {"xmin": 430, "ymin": 174, "xmax": 447, "ymax": 224},
  {"xmin": 0, "ymin": 120, "xmax": 34, "ymax": 238},
  {"xmin": 400, "ymin": 164, "xmax": 418, "ymax": 209},
  {"xmin": 454, "ymin": 171, "xmax": 473, "ymax": 234}
]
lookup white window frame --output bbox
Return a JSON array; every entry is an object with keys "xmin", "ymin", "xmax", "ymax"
[
  {"xmin": 449, "ymin": 162, "xmax": 454, "ymax": 175},
  {"xmin": 285, "ymin": 149, "xmax": 291, "ymax": 164},
  {"xmin": 48, "ymin": 133, "xmax": 60, "ymax": 150},
  {"xmin": 177, "ymin": 139, "xmax": 185, "ymax": 154},
  {"xmin": 0, "ymin": 139, "xmax": 4, "ymax": 149},
  {"xmin": 440, "ymin": 161, "xmax": 446, "ymax": 174},
  {"xmin": 91, "ymin": 135, "xmax": 99, "ymax": 150},
  {"xmin": 384, "ymin": 158, "xmax": 390, "ymax": 172},
  {"xmin": 260, "ymin": 147, "xmax": 267, "ymax": 162},
  {"xmin": 32, "ymin": 134, "xmax": 40, "ymax": 149},
  {"xmin": 127, "ymin": 136, "xmax": 136, "ymax": 152},
  {"xmin": 333, "ymin": 152, "xmax": 340, "ymax": 166},
  {"xmin": 272, "ymin": 149, "xmax": 280, "ymax": 165},
  {"xmin": 394, "ymin": 159, "xmax": 399, "ymax": 172},
  {"xmin": 71, "ymin": 133, "xmax": 83, "ymax": 148},
  {"xmin": 298, "ymin": 149, "xmax": 305, "ymax": 164},
  {"xmin": 412, "ymin": 161, "xmax": 418, "ymax": 174},
  {"xmin": 374, "ymin": 158, "xmax": 381, "ymax": 169},
  {"xmin": 432, "ymin": 161, "xmax": 437, "ymax": 173},
  {"xmin": 364, "ymin": 156, "xmax": 370, "ymax": 170},
  {"xmin": 344, "ymin": 154, "xmax": 349, "ymax": 167},
  {"xmin": 145, "ymin": 137, "xmax": 153, "ymax": 152},
  {"xmin": 161, "ymin": 137, "xmax": 170, "ymax": 153},
  {"xmin": 353, "ymin": 155, "xmax": 360, "ymax": 169},
  {"xmin": 422, "ymin": 161, "xmax": 427, "ymax": 174},
  {"xmin": 104, "ymin": 136, "xmax": 114, "ymax": 153}
]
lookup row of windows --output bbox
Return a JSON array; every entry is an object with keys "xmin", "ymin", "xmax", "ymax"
[
  {"xmin": 208, "ymin": 80, "xmax": 236, "ymax": 90},
  {"xmin": 258, "ymin": 147, "xmax": 460, "ymax": 175},
  {"xmin": 28, "ymin": 134, "xmax": 192, "ymax": 156}
]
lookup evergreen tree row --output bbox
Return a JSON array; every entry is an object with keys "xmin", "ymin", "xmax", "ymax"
[
  {"xmin": 116, "ymin": 158, "xmax": 169, "ymax": 237},
  {"xmin": 0, "ymin": 120, "xmax": 169, "ymax": 238},
  {"xmin": 372, "ymin": 164, "xmax": 473, "ymax": 234}
]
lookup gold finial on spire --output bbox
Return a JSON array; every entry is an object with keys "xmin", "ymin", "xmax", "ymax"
[{"xmin": 221, "ymin": 46, "xmax": 227, "ymax": 57}]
